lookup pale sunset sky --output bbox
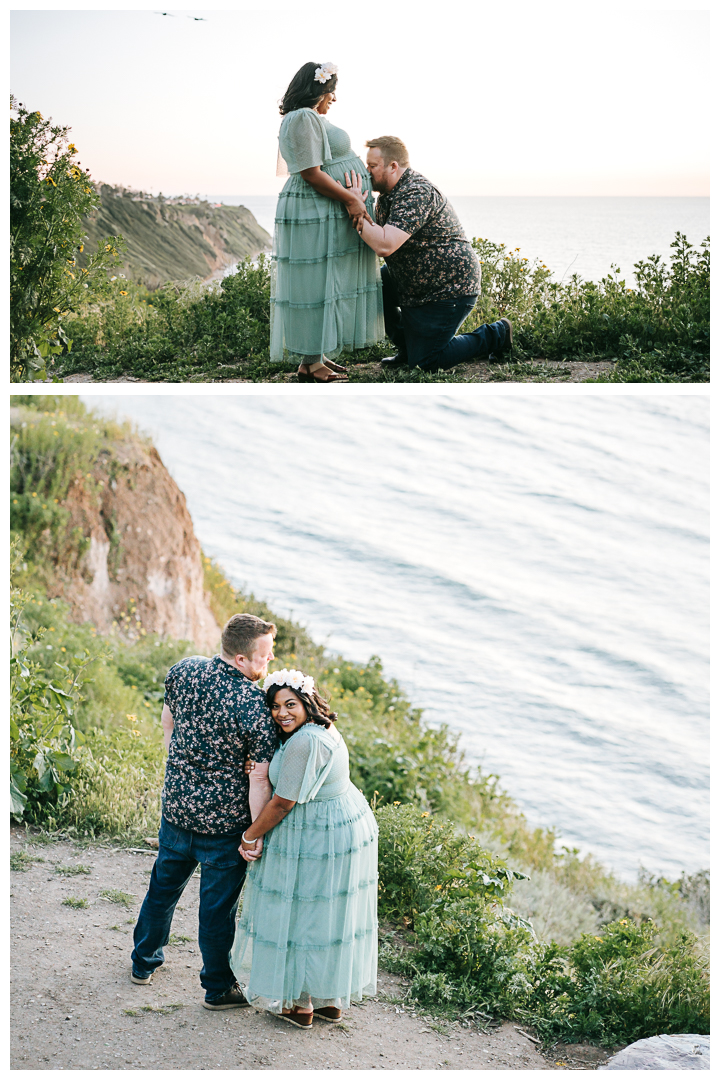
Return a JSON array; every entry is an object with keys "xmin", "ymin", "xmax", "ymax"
[{"xmin": 10, "ymin": 4, "xmax": 710, "ymax": 198}]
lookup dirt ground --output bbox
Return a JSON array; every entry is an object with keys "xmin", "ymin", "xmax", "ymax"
[
  {"xmin": 59, "ymin": 359, "xmax": 615, "ymax": 384},
  {"xmin": 10, "ymin": 829, "xmax": 613, "ymax": 1071}
]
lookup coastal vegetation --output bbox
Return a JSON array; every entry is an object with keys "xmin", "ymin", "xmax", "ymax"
[
  {"xmin": 10, "ymin": 97, "xmax": 269, "ymax": 382},
  {"xmin": 10, "ymin": 397, "xmax": 709, "ymax": 1045},
  {"xmin": 49, "ymin": 232, "xmax": 710, "ymax": 384},
  {"xmin": 10, "ymin": 96, "xmax": 124, "ymax": 382}
]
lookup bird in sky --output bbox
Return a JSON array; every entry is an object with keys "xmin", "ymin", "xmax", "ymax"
[
  {"xmin": 154, "ymin": 11, "xmax": 175, "ymax": 16},
  {"xmin": 188, "ymin": 16, "xmax": 207, "ymax": 20}
]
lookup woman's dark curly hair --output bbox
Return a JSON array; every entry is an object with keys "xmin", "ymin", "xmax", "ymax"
[
  {"xmin": 279, "ymin": 62, "xmax": 338, "ymax": 116},
  {"xmin": 266, "ymin": 681, "xmax": 338, "ymax": 733}
]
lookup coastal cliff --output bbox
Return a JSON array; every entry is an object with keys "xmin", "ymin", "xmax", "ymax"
[
  {"xmin": 81, "ymin": 185, "xmax": 271, "ymax": 289},
  {"xmin": 10, "ymin": 403, "xmax": 221, "ymax": 653}
]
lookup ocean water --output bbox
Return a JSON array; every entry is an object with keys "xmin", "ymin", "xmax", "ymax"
[
  {"xmin": 87, "ymin": 395, "xmax": 709, "ymax": 881},
  {"xmin": 206, "ymin": 194, "xmax": 709, "ymax": 285}
]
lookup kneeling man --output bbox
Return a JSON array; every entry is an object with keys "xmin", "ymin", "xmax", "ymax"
[{"xmin": 346, "ymin": 137, "xmax": 511, "ymax": 372}]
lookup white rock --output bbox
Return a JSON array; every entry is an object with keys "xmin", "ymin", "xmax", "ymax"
[{"xmin": 600, "ymin": 1034, "xmax": 709, "ymax": 1070}]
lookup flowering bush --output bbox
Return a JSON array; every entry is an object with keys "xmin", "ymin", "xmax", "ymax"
[{"xmin": 10, "ymin": 95, "xmax": 124, "ymax": 380}]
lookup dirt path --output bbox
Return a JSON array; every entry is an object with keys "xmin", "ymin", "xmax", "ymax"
[
  {"xmin": 10, "ymin": 829, "xmax": 611, "ymax": 1071},
  {"xmin": 58, "ymin": 359, "xmax": 615, "ymax": 384}
]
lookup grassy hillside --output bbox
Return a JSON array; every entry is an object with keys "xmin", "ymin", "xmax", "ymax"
[{"xmin": 81, "ymin": 185, "xmax": 271, "ymax": 288}]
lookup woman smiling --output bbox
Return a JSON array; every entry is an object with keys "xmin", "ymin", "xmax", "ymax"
[{"xmin": 230, "ymin": 669, "xmax": 378, "ymax": 1028}]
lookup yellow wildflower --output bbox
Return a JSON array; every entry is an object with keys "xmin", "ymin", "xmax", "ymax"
[
  {"xmin": 68, "ymin": 143, "xmax": 77, "ymax": 153},
  {"xmin": 120, "ymin": 290, "xmax": 128, "ymax": 296}
]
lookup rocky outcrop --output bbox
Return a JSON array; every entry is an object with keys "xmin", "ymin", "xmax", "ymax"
[
  {"xmin": 50, "ymin": 431, "xmax": 220, "ymax": 653},
  {"xmin": 600, "ymin": 1034, "xmax": 710, "ymax": 1070},
  {"xmin": 82, "ymin": 185, "xmax": 272, "ymax": 289}
]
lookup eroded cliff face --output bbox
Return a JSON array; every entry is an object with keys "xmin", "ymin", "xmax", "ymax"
[
  {"xmin": 82, "ymin": 186, "xmax": 272, "ymax": 289},
  {"xmin": 55, "ymin": 437, "xmax": 221, "ymax": 654}
]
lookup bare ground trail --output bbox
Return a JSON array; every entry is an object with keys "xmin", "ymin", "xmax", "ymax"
[
  {"xmin": 10, "ymin": 829, "xmax": 612, "ymax": 1071},
  {"xmin": 58, "ymin": 359, "xmax": 616, "ymax": 384}
]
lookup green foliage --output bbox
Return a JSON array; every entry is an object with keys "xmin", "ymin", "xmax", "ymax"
[
  {"xmin": 54, "ymin": 863, "xmax": 91, "ymax": 875},
  {"xmin": 467, "ymin": 233, "xmax": 709, "ymax": 382},
  {"xmin": 10, "ymin": 96, "xmax": 125, "ymax": 381},
  {"xmin": 10, "ymin": 850, "xmax": 44, "ymax": 871},
  {"xmin": 10, "ymin": 543, "xmax": 99, "ymax": 823},
  {"xmin": 60, "ymin": 257, "xmax": 276, "ymax": 381},
  {"xmin": 62, "ymin": 896, "xmax": 88, "ymax": 908},
  {"xmin": 10, "ymin": 397, "xmax": 132, "ymax": 572},
  {"xmin": 376, "ymin": 804, "xmax": 527, "ymax": 928},
  {"xmin": 377, "ymin": 808, "xmax": 709, "ymax": 1046},
  {"xmin": 51, "ymin": 229, "xmax": 709, "ymax": 382},
  {"xmin": 518, "ymin": 920, "xmax": 710, "ymax": 1046},
  {"xmin": 99, "ymin": 888, "xmax": 134, "ymax": 907}
]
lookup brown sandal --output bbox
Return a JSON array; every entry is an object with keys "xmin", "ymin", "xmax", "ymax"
[
  {"xmin": 314, "ymin": 1006, "xmax": 342, "ymax": 1023},
  {"xmin": 279, "ymin": 1007, "xmax": 313, "ymax": 1029},
  {"xmin": 296, "ymin": 370, "xmax": 348, "ymax": 383}
]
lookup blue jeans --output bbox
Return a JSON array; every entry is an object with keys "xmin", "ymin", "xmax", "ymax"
[
  {"xmin": 131, "ymin": 816, "xmax": 247, "ymax": 1000},
  {"xmin": 381, "ymin": 265, "xmax": 509, "ymax": 371}
]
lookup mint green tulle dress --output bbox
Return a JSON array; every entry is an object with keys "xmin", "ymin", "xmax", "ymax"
[
  {"xmin": 230, "ymin": 723, "xmax": 378, "ymax": 1012},
  {"xmin": 270, "ymin": 108, "xmax": 385, "ymax": 362}
]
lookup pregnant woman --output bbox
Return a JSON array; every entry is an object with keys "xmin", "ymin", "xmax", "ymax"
[
  {"xmin": 272, "ymin": 62, "xmax": 384, "ymax": 382},
  {"xmin": 230, "ymin": 669, "xmax": 378, "ymax": 1028}
]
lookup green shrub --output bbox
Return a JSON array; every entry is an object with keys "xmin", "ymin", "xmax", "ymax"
[
  {"xmin": 519, "ymin": 920, "xmax": 710, "ymax": 1046},
  {"xmin": 376, "ymin": 803, "xmax": 527, "ymax": 927},
  {"xmin": 467, "ymin": 233, "xmax": 709, "ymax": 382},
  {"xmin": 60, "ymin": 257, "xmax": 275, "ymax": 381},
  {"xmin": 10, "ymin": 544, "xmax": 98, "ymax": 823},
  {"xmin": 62, "ymin": 896, "xmax": 88, "ymax": 909},
  {"xmin": 50, "ymin": 230, "xmax": 708, "ymax": 383},
  {"xmin": 10, "ymin": 96, "xmax": 124, "ymax": 380},
  {"xmin": 377, "ymin": 808, "xmax": 709, "ymax": 1045}
]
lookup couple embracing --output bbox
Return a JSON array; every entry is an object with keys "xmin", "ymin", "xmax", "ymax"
[
  {"xmin": 273, "ymin": 60, "xmax": 512, "ymax": 381},
  {"xmin": 131, "ymin": 614, "xmax": 377, "ymax": 1029}
]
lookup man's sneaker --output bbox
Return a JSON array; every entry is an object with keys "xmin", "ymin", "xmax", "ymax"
[
  {"xmin": 380, "ymin": 354, "xmax": 409, "ymax": 369},
  {"xmin": 500, "ymin": 317, "xmax": 513, "ymax": 350},
  {"xmin": 203, "ymin": 982, "xmax": 250, "ymax": 1010},
  {"xmin": 131, "ymin": 971, "xmax": 153, "ymax": 985}
]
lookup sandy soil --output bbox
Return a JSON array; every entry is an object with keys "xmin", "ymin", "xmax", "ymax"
[
  {"xmin": 10, "ymin": 829, "xmax": 612, "ymax": 1071},
  {"xmin": 58, "ymin": 359, "xmax": 615, "ymax": 384}
]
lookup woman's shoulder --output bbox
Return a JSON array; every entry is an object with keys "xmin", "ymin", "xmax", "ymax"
[{"xmin": 281, "ymin": 107, "xmax": 322, "ymax": 126}]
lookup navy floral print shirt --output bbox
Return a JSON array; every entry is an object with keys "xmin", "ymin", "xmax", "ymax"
[
  {"xmin": 375, "ymin": 168, "xmax": 481, "ymax": 306},
  {"xmin": 162, "ymin": 655, "xmax": 278, "ymax": 836}
]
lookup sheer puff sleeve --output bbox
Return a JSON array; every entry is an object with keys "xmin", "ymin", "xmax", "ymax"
[
  {"xmin": 273, "ymin": 727, "xmax": 336, "ymax": 804},
  {"xmin": 278, "ymin": 108, "xmax": 332, "ymax": 175}
]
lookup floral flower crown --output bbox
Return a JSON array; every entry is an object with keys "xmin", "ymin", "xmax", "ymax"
[
  {"xmin": 263, "ymin": 668, "xmax": 315, "ymax": 697},
  {"xmin": 314, "ymin": 62, "xmax": 338, "ymax": 85}
]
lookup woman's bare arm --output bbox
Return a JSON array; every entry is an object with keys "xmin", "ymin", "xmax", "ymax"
[{"xmin": 239, "ymin": 793, "xmax": 295, "ymax": 861}]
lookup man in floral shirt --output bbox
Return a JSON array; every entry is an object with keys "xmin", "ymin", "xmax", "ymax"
[
  {"xmin": 345, "ymin": 136, "xmax": 512, "ymax": 373},
  {"xmin": 131, "ymin": 614, "xmax": 278, "ymax": 1010}
]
